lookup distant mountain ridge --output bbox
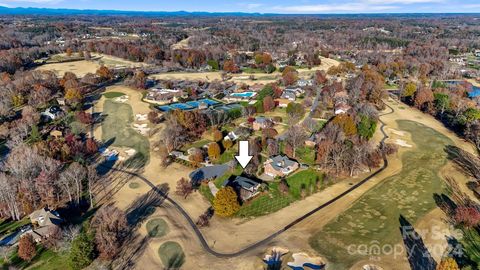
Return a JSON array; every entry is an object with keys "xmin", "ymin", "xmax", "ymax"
[
  {"xmin": 0, "ymin": 6, "xmax": 268, "ymax": 16},
  {"xmin": 0, "ymin": 6, "xmax": 478, "ymax": 17}
]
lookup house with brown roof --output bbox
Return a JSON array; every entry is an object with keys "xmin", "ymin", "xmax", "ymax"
[
  {"xmin": 253, "ymin": 117, "xmax": 274, "ymax": 131},
  {"xmin": 275, "ymin": 98, "xmax": 293, "ymax": 108},
  {"xmin": 25, "ymin": 208, "xmax": 63, "ymax": 243}
]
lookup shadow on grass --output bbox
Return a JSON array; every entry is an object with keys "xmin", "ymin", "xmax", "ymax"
[
  {"xmin": 445, "ymin": 236, "xmax": 477, "ymax": 268},
  {"xmin": 444, "ymin": 145, "xmax": 480, "ymax": 179},
  {"xmin": 108, "ymin": 184, "xmax": 170, "ymax": 269},
  {"xmin": 433, "ymin": 193, "xmax": 458, "ymax": 216},
  {"xmin": 433, "ymin": 192, "xmax": 480, "ymax": 269},
  {"xmin": 158, "ymin": 241, "xmax": 185, "ymax": 269},
  {"xmin": 111, "ymin": 234, "xmax": 150, "ymax": 270},
  {"xmin": 125, "ymin": 183, "xmax": 169, "ymax": 229},
  {"xmin": 124, "ymin": 152, "xmax": 148, "ymax": 169},
  {"xmin": 399, "ymin": 215, "xmax": 437, "ymax": 270}
]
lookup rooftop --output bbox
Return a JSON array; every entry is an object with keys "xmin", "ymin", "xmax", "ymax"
[
  {"xmin": 231, "ymin": 176, "xmax": 261, "ymax": 189},
  {"xmin": 189, "ymin": 164, "xmax": 230, "ymax": 183},
  {"xmin": 267, "ymin": 155, "xmax": 298, "ymax": 171}
]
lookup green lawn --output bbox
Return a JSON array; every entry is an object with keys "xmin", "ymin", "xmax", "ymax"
[
  {"xmin": 236, "ymin": 169, "xmax": 324, "ymax": 218},
  {"xmin": 180, "ymin": 139, "xmax": 211, "ymax": 152},
  {"xmin": 102, "ymin": 100, "xmax": 150, "ymax": 167},
  {"xmin": 199, "ymin": 184, "xmax": 214, "ymax": 203},
  {"xmin": 316, "ymin": 119, "xmax": 327, "ymax": 131},
  {"xmin": 295, "ymin": 147, "xmax": 316, "ymax": 166},
  {"xmin": 286, "ymin": 169, "xmax": 323, "ymax": 199},
  {"xmin": 384, "ymin": 83, "xmax": 399, "ymax": 90},
  {"xmin": 103, "ymin": 92, "xmax": 125, "ymax": 99},
  {"xmin": 309, "ymin": 120, "xmax": 454, "ymax": 269},
  {"xmin": 200, "ymin": 166, "xmax": 325, "ymax": 218},
  {"xmin": 146, "ymin": 218, "xmax": 169, "ymax": 238},
  {"xmin": 1, "ymin": 246, "xmax": 69, "ymax": 270},
  {"xmin": 241, "ymin": 67, "xmax": 265, "ymax": 74},
  {"xmin": 236, "ymin": 182, "xmax": 294, "ymax": 217},
  {"xmin": 27, "ymin": 249, "xmax": 69, "ymax": 270},
  {"xmin": 0, "ymin": 218, "xmax": 30, "ymax": 235},
  {"xmin": 158, "ymin": 241, "xmax": 185, "ymax": 269},
  {"xmin": 216, "ymin": 147, "xmax": 236, "ymax": 164}
]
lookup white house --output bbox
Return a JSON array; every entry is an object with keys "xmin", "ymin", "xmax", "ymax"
[
  {"xmin": 41, "ymin": 106, "xmax": 63, "ymax": 121},
  {"xmin": 335, "ymin": 102, "xmax": 351, "ymax": 115}
]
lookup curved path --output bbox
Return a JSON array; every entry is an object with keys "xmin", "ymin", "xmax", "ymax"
[{"xmin": 110, "ymin": 103, "xmax": 395, "ymax": 258}]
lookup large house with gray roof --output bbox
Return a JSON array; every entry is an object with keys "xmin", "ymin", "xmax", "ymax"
[
  {"xmin": 264, "ymin": 155, "xmax": 299, "ymax": 177},
  {"xmin": 189, "ymin": 164, "xmax": 230, "ymax": 185},
  {"xmin": 227, "ymin": 176, "xmax": 262, "ymax": 201}
]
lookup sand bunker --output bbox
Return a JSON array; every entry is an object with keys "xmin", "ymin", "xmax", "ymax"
[
  {"xmin": 99, "ymin": 147, "xmax": 119, "ymax": 161},
  {"xmin": 363, "ymin": 264, "xmax": 384, "ymax": 270},
  {"xmin": 114, "ymin": 95, "xmax": 130, "ymax": 103},
  {"xmin": 133, "ymin": 123, "xmax": 151, "ymax": 135},
  {"xmin": 125, "ymin": 148, "xmax": 137, "ymax": 157},
  {"xmin": 394, "ymin": 139, "xmax": 413, "ymax": 148},
  {"xmin": 287, "ymin": 252, "xmax": 325, "ymax": 269},
  {"xmin": 263, "ymin": 247, "xmax": 290, "ymax": 269},
  {"xmin": 135, "ymin": 114, "xmax": 148, "ymax": 121},
  {"xmin": 388, "ymin": 128, "xmax": 406, "ymax": 136}
]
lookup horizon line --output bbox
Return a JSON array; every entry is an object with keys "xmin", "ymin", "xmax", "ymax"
[{"xmin": 1, "ymin": 6, "xmax": 480, "ymax": 15}]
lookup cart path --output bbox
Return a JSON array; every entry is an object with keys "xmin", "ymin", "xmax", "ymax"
[{"xmin": 108, "ymin": 103, "xmax": 394, "ymax": 258}]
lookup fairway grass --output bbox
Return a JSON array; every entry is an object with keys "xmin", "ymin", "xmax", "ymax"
[
  {"xmin": 309, "ymin": 120, "xmax": 454, "ymax": 269},
  {"xmin": 128, "ymin": 182, "xmax": 140, "ymax": 189},
  {"xmin": 102, "ymin": 99, "xmax": 150, "ymax": 167},
  {"xmin": 158, "ymin": 241, "xmax": 185, "ymax": 269},
  {"xmin": 103, "ymin": 91, "xmax": 125, "ymax": 99}
]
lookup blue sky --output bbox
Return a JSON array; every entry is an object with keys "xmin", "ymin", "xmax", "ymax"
[{"xmin": 0, "ymin": 0, "xmax": 480, "ymax": 13}]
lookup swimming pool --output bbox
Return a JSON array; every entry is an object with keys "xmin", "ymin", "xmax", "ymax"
[
  {"xmin": 156, "ymin": 99, "xmax": 221, "ymax": 112},
  {"xmin": 470, "ymin": 86, "xmax": 480, "ymax": 97},
  {"xmin": 444, "ymin": 80, "xmax": 480, "ymax": 98},
  {"xmin": 230, "ymin": 92, "xmax": 257, "ymax": 98}
]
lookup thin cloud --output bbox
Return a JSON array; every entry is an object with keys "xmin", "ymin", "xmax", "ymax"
[
  {"xmin": 366, "ymin": 0, "xmax": 444, "ymax": 3},
  {"xmin": 2, "ymin": 0, "xmax": 62, "ymax": 3},
  {"xmin": 238, "ymin": 3, "xmax": 264, "ymax": 10},
  {"xmin": 462, "ymin": 4, "xmax": 480, "ymax": 8},
  {"xmin": 273, "ymin": 3, "xmax": 398, "ymax": 13}
]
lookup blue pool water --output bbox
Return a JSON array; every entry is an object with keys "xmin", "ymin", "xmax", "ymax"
[
  {"xmin": 157, "ymin": 99, "xmax": 220, "ymax": 112},
  {"xmin": 470, "ymin": 86, "xmax": 480, "ymax": 97},
  {"xmin": 230, "ymin": 92, "xmax": 256, "ymax": 98},
  {"xmin": 444, "ymin": 80, "xmax": 480, "ymax": 98}
]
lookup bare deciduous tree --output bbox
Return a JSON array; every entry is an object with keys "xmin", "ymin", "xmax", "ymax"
[
  {"xmin": 284, "ymin": 125, "xmax": 307, "ymax": 158},
  {"xmin": 175, "ymin": 178, "xmax": 193, "ymax": 199},
  {"xmin": 59, "ymin": 162, "xmax": 86, "ymax": 205},
  {"xmin": 91, "ymin": 205, "xmax": 128, "ymax": 260}
]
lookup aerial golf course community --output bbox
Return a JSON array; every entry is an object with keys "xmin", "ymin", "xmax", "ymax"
[{"xmin": 0, "ymin": 7, "xmax": 480, "ymax": 270}]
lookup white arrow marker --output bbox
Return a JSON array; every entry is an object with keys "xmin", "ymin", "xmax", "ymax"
[{"xmin": 235, "ymin": 140, "xmax": 253, "ymax": 169}]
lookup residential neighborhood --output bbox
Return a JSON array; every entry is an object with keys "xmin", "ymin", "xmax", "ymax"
[{"xmin": 0, "ymin": 4, "xmax": 480, "ymax": 270}]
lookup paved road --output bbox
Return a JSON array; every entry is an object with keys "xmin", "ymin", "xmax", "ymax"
[
  {"xmin": 109, "ymin": 103, "xmax": 394, "ymax": 258},
  {"xmin": 277, "ymin": 86, "xmax": 322, "ymax": 141}
]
